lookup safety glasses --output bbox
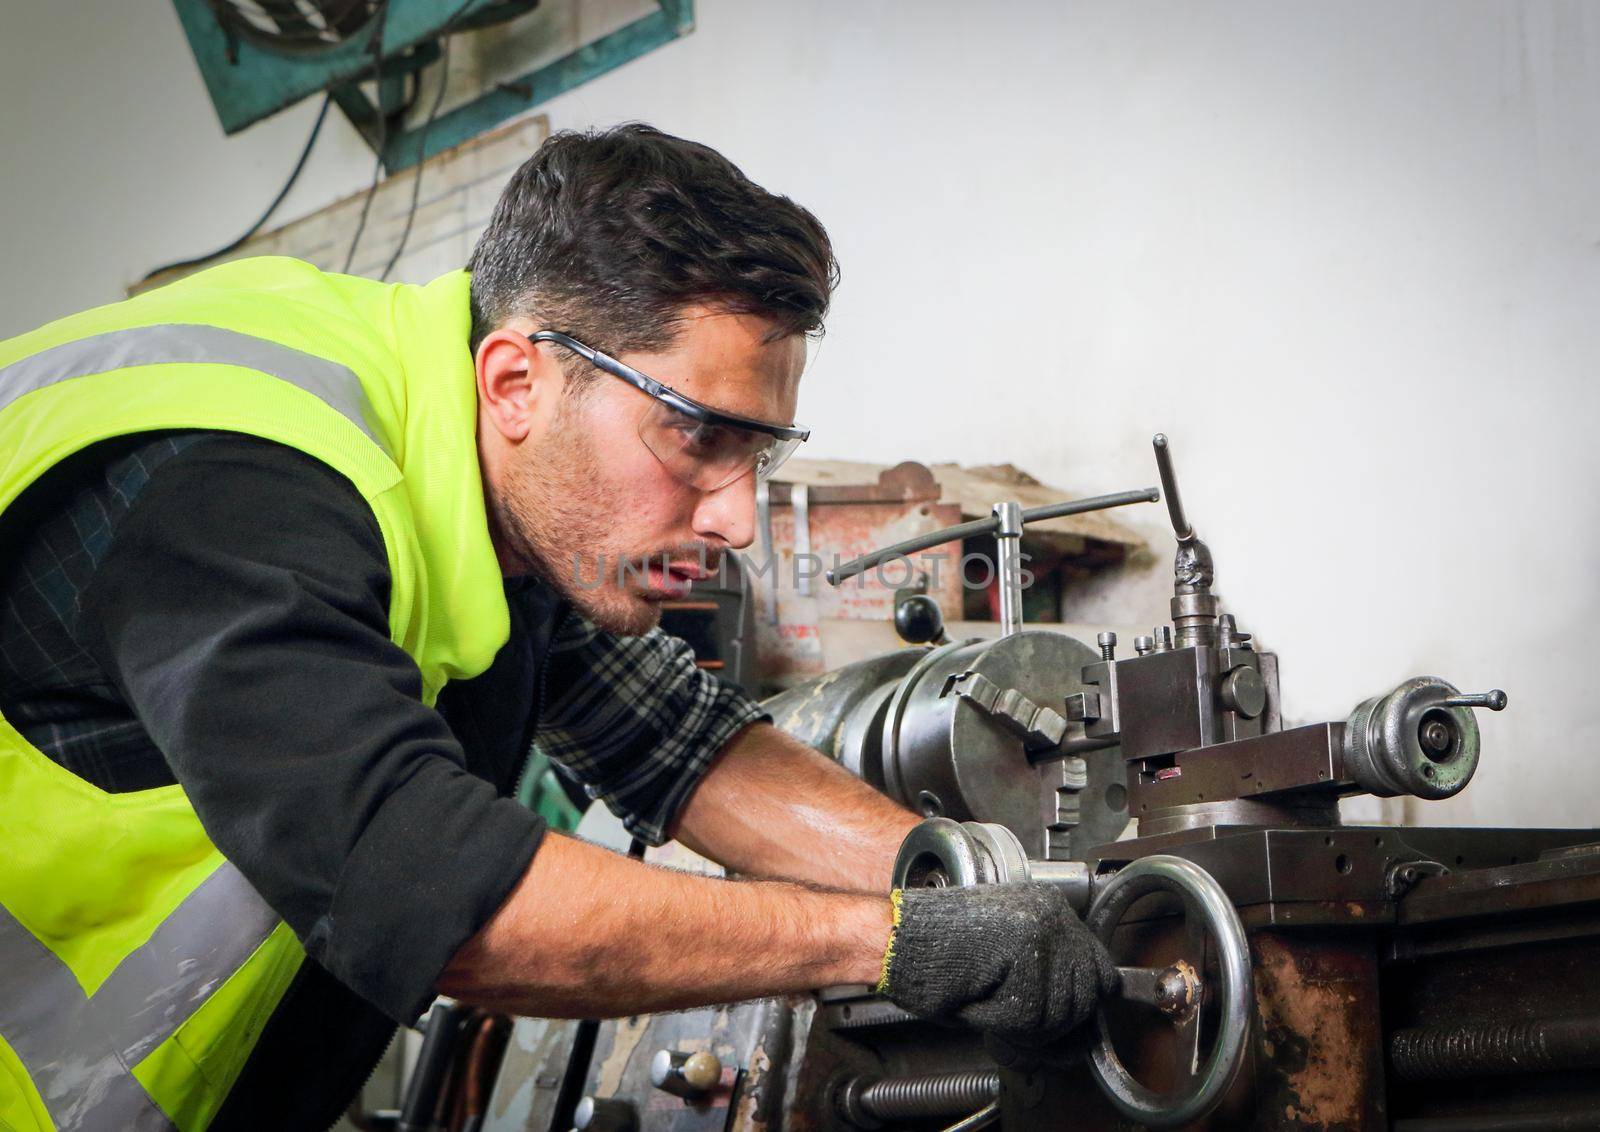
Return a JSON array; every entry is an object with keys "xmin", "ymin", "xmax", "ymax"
[{"xmin": 529, "ymin": 330, "xmax": 809, "ymax": 492}]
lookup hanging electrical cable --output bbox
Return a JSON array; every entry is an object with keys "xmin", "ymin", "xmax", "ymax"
[
  {"xmin": 139, "ymin": 94, "xmax": 333, "ymax": 283},
  {"xmin": 340, "ymin": 0, "xmax": 395, "ymax": 273},
  {"xmin": 379, "ymin": 28, "xmax": 458, "ymax": 281}
]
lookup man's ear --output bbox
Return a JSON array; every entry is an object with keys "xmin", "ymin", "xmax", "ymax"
[{"xmin": 476, "ymin": 328, "xmax": 566, "ymax": 442}]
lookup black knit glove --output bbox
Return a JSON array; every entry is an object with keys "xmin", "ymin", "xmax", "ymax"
[{"xmin": 876, "ymin": 883, "xmax": 1121, "ymax": 1044}]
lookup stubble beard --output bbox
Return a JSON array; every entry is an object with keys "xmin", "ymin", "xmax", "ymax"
[{"xmin": 492, "ymin": 417, "xmax": 665, "ymax": 637}]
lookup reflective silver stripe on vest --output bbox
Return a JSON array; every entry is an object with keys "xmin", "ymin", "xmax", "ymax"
[
  {"xmin": 0, "ymin": 324, "xmax": 382, "ymax": 448},
  {"xmin": 0, "ymin": 864, "xmax": 281, "ymax": 1131}
]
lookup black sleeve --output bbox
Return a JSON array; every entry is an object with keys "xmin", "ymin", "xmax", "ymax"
[{"xmin": 77, "ymin": 434, "xmax": 544, "ymax": 1024}]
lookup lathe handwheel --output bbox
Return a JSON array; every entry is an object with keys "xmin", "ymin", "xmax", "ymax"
[{"xmin": 1085, "ymin": 855, "xmax": 1251, "ymax": 1130}]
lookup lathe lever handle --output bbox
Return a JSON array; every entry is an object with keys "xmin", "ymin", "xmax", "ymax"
[
  {"xmin": 824, "ymin": 488, "xmax": 1159, "ymax": 586},
  {"xmin": 1438, "ymin": 690, "xmax": 1508, "ymax": 711}
]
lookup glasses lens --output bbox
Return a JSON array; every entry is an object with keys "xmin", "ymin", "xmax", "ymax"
[
  {"xmin": 638, "ymin": 400, "xmax": 796, "ymax": 491},
  {"xmin": 755, "ymin": 435, "xmax": 802, "ymax": 482}
]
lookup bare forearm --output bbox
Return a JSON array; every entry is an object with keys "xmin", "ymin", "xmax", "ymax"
[
  {"xmin": 437, "ymin": 830, "xmax": 891, "ymax": 1018},
  {"xmin": 671, "ymin": 722, "xmax": 922, "ymax": 892}
]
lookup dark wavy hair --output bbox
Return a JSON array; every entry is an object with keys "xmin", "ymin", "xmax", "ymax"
[{"xmin": 466, "ymin": 124, "xmax": 838, "ymax": 364}]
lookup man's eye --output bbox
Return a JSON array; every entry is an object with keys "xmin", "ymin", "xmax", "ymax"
[{"xmin": 677, "ymin": 421, "xmax": 729, "ymax": 452}]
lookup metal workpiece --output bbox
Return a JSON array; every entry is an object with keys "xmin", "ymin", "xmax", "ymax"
[
  {"xmin": 835, "ymin": 1069, "xmax": 1001, "ymax": 1127},
  {"xmin": 823, "ymin": 487, "xmax": 1160, "ymax": 586},
  {"xmin": 1085, "ymin": 855, "xmax": 1253, "ymax": 1130},
  {"xmin": 882, "ymin": 631, "xmax": 1127, "ymax": 856},
  {"xmin": 1344, "ymin": 677, "xmax": 1486, "ymax": 799}
]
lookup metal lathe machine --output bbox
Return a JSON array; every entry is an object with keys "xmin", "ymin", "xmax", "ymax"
[{"xmin": 486, "ymin": 435, "xmax": 1600, "ymax": 1132}]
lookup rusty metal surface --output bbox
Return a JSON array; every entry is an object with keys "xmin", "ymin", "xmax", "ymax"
[
  {"xmin": 482, "ymin": 1016, "xmax": 585, "ymax": 1132},
  {"xmin": 571, "ymin": 998, "xmax": 809, "ymax": 1132},
  {"xmin": 1249, "ymin": 931, "xmax": 1386, "ymax": 1130}
]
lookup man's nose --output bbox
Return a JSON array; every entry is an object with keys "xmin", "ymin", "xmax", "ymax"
[{"xmin": 691, "ymin": 473, "xmax": 758, "ymax": 550}]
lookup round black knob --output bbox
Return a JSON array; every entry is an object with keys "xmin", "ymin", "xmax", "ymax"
[{"xmin": 894, "ymin": 594, "xmax": 945, "ymax": 644}]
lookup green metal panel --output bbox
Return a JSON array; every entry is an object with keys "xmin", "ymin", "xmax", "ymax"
[
  {"xmin": 173, "ymin": 0, "xmax": 696, "ymax": 171},
  {"xmin": 384, "ymin": 0, "xmax": 695, "ymax": 169}
]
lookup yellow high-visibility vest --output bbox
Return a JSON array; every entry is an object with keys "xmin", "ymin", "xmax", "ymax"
[{"xmin": 0, "ymin": 258, "xmax": 508, "ymax": 1131}]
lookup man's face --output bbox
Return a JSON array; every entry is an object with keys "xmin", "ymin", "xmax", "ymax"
[{"xmin": 477, "ymin": 306, "xmax": 805, "ymax": 636}]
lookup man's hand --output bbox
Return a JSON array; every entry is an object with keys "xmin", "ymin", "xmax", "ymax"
[{"xmin": 877, "ymin": 883, "xmax": 1120, "ymax": 1044}]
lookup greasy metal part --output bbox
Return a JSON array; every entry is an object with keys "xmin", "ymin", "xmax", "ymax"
[
  {"xmin": 1086, "ymin": 855, "xmax": 1253, "ymax": 1129},
  {"xmin": 1385, "ymin": 859, "xmax": 1450, "ymax": 899},
  {"xmin": 398, "ymin": 1001, "xmax": 468, "ymax": 1132},
  {"xmin": 836, "ymin": 1070, "xmax": 1001, "ymax": 1126},
  {"xmin": 1151, "ymin": 435, "xmax": 1221, "ymax": 649},
  {"xmin": 890, "ymin": 818, "xmax": 1090, "ymax": 908},
  {"xmin": 1439, "ymin": 689, "xmax": 1508, "ymax": 712},
  {"xmin": 1393, "ymin": 1115, "xmax": 1600, "ymax": 1132},
  {"xmin": 760, "ymin": 648, "xmax": 925, "ymax": 782},
  {"xmin": 880, "ymin": 632, "xmax": 1124, "ymax": 857},
  {"xmin": 1026, "ymin": 859, "xmax": 1094, "ymax": 910},
  {"xmin": 824, "ymin": 488, "xmax": 1160, "ymax": 586},
  {"xmin": 893, "ymin": 817, "xmax": 990, "ymax": 888},
  {"xmin": 944, "ymin": 671, "xmax": 1068, "ymax": 753},
  {"xmin": 573, "ymin": 1095, "xmax": 638, "ymax": 1131},
  {"xmin": 650, "ymin": 1049, "xmax": 723, "ymax": 1098},
  {"xmin": 1124, "ymin": 720, "xmax": 1346, "ymax": 817},
  {"xmin": 1389, "ymin": 1016, "xmax": 1600, "ymax": 1081},
  {"xmin": 1136, "ymin": 797, "xmax": 1340, "ymax": 838},
  {"xmin": 1392, "ymin": 838, "xmax": 1600, "ymax": 929},
  {"xmin": 1221, "ymin": 665, "xmax": 1268, "ymax": 719},
  {"xmin": 1151, "ymin": 434, "xmax": 1192, "ymax": 539},
  {"xmin": 938, "ymin": 1100, "xmax": 1001, "ymax": 1131},
  {"xmin": 1118, "ymin": 961, "xmax": 1202, "ymax": 1022},
  {"xmin": 993, "ymin": 501, "xmax": 1024, "ymax": 636},
  {"xmin": 1345, "ymin": 677, "xmax": 1483, "ymax": 799}
]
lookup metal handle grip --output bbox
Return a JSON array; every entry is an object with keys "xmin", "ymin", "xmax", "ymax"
[
  {"xmin": 825, "ymin": 488, "xmax": 1160, "ymax": 586},
  {"xmin": 1085, "ymin": 855, "xmax": 1252, "ymax": 1130}
]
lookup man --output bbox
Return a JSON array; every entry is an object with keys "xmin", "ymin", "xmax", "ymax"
[{"xmin": 0, "ymin": 125, "xmax": 1116, "ymax": 1130}]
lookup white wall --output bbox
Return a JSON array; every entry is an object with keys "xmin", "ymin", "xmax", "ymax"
[{"xmin": 4, "ymin": 1, "xmax": 1597, "ymax": 827}]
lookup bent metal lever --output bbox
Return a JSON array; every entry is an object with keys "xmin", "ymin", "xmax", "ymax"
[{"xmin": 824, "ymin": 488, "xmax": 1161, "ymax": 587}]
